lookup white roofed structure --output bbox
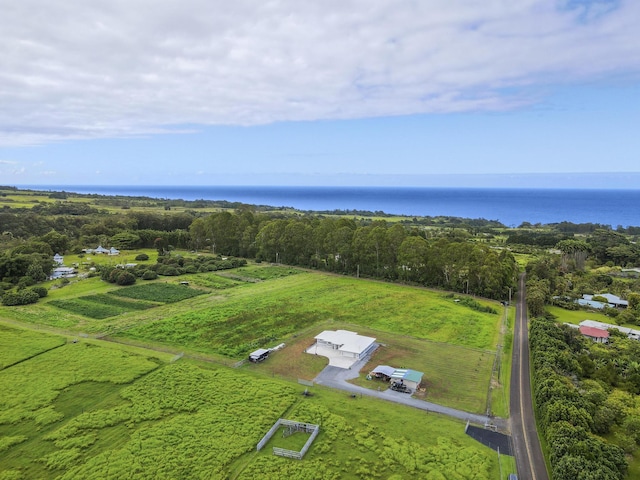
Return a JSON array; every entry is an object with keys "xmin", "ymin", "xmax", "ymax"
[{"xmin": 314, "ymin": 330, "xmax": 376, "ymax": 359}]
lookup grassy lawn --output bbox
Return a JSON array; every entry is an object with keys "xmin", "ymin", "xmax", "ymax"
[
  {"xmin": 490, "ymin": 306, "xmax": 514, "ymax": 418},
  {"xmin": 546, "ymin": 305, "xmax": 617, "ymax": 325},
  {"xmin": 348, "ymin": 332, "xmax": 494, "ymax": 414}
]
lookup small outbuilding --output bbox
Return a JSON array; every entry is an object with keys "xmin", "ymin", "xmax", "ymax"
[
  {"xmin": 370, "ymin": 365, "xmax": 395, "ymax": 381},
  {"xmin": 390, "ymin": 369, "xmax": 424, "ymax": 391},
  {"xmin": 579, "ymin": 326, "xmax": 610, "ymax": 344},
  {"xmin": 50, "ymin": 267, "xmax": 76, "ymax": 280},
  {"xmin": 249, "ymin": 348, "xmax": 270, "ymax": 363}
]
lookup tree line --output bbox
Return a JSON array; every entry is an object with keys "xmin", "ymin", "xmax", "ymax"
[
  {"xmin": 1, "ymin": 206, "xmax": 518, "ymax": 301},
  {"xmin": 529, "ymin": 315, "xmax": 640, "ymax": 480},
  {"xmin": 189, "ymin": 212, "xmax": 519, "ymax": 300}
]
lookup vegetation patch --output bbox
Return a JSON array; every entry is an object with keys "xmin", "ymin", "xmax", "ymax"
[
  {"xmin": 49, "ymin": 294, "xmax": 157, "ymax": 319},
  {"xmin": 0, "ymin": 329, "xmax": 502, "ymax": 479},
  {"xmin": 119, "ymin": 273, "xmax": 501, "ymax": 360},
  {"xmin": 0, "ymin": 342, "xmax": 159, "ymax": 426},
  {"xmin": 109, "ymin": 282, "xmax": 206, "ymax": 303},
  {"xmin": 190, "ymin": 273, "xmax": 243, "ymax": 290},
  {"xmin": 233, "ymin": 265, "xmax": 303, "ymax": 280},
  {"xmin": 81, "ymin": 294, "xmax": 156, "ymax": 310},
  {"xmin": 0, "ymin": 325, "xmax": 66, "ymax": 369},
  {"xmin": 49, "ymin": 298, "xmax": 128, "ymax": 320},
  {"xmin": 239, "ymin": 397, "xmax": 497, "ymax": 479}
]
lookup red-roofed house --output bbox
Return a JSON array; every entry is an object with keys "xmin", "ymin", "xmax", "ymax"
[{"xmin": 579, "ymin": 326, "xmax": 609, "ymax": 344}]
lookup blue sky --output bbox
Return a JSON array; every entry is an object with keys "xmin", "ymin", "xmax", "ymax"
[{"xmin": 1, "ymin": 0, "xmax": 639, "ymax": 187}]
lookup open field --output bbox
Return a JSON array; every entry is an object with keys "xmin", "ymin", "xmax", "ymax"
[
  {"xmin": 1, "ymin": 266, "xmax": 504, "ymax": 413},
  {"xmin": 0, "ymin": 325, "xmax": 66, "ymax": 369},
  {"xmin": 0, "ymin": 326, "xmax": 504, "ymax": 479},
  {"xmin": 118, "ymin": 269, "xmax": 502, "ymax": 358},
  {"xmin": 0, "ymin": 264, "xmax": 512, "ymax": 478}
]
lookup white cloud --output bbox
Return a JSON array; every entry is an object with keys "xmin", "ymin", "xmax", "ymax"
[{"xmin": 0, "ymin": 0, "xmax": 638, "ymax": 146}]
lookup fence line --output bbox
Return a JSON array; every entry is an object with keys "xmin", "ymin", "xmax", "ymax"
[{"xmin": 256, "ymin": 418, "xmax": 320, "ymax": 460}]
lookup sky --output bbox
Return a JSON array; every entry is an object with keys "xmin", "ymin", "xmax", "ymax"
[{"xmin": 1, "ymin": 0, "xmax": 640, "ymax": 188}]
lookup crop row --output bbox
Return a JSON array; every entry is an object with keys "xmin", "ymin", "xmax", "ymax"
[
  {"xmin": 49, "ymin": 298, "xmax": 142, "ymax": 320},
  {"xmin": 109, "ymin": 283, "xmax": 206, "ymax": 303},
  {"xmin": 81, "ymin": 294, "xmax": 157, "ymax": 311}
]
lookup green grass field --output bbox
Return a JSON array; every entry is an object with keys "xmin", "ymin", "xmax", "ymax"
[
  {"xmin": 118, "ymin": 270, "xmax": 501, "ymax": 358},
  {"xmin": 0, "ymin": 264, "xmax": 514, "ymax": 478},
  {"xmin": 0, "ymin": 328, "xmax": 503, "ymax": 479},
  {"xmin": 0, "ymin": 325, "xmax": 66, "ymax": 369},
  {"xmin": 546, "ymin": 305, "xmax": 618, "ymax": 325}
]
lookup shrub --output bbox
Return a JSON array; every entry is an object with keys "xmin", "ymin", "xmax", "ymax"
[
  {"xmin": 31, "ymin": 286, "xmax": 49, "ymax": 298},
  {"xmin": 142, "ymin": 270, "xmax": 158, "ymax": 280},
  {"xmin": 115, "ymin": 271, "xmax": 136, "ymax": 286},
  {"xmin": 157, "ymin": 265, "xmax": 179, "ymax": 276},
  {"xmin": 2, "ymin": 289, "xmax": 40, "ymax": 306},
  {"xmin": 183, "ymin": 265, "xmax": 197, "ymax": 274},
  {"xmin": 135, "ymin": 253, "xmax": 150, "ymax": 261}
]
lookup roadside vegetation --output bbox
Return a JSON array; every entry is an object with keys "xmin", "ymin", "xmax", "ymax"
[{"xmin": 520, "ymin": 223, "xmax": 640, "ymax": 477}]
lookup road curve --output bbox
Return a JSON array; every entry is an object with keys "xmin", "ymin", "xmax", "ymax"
[{"xmin": 509, "ymin": 274, "xmax": 549, "ymax": 480}]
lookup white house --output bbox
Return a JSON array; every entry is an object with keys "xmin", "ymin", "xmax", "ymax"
[
  {"xmin": 579, "ymin": 326, "xmax": 610, "ymax": 344},
  {"xmin": 50, "ymin": 266, "xmax": 76, "ymax": 280},
  {"xmin": 53, "ymin": 253, "xmax": 64, "ymax": 265},
  {"xmin": 109, "ymin": 247, "xmax": 120, "ymax": 255},
  {"xmin": 314, "ymin": 330, "xmax": 377, "ymax": 359},
  {"xmin": 94, "ymin": 245, "xmax": 109, "ymax": 254}
]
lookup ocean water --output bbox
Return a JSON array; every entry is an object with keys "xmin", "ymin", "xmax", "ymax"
[{"xmin": 23, "ymin": 185, "xmax": 640, "ymax": 228}]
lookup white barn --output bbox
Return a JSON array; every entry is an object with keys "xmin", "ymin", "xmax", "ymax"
[{"xmin": 314, "ymin": 330, "xmax": 376, "ymax": 359}]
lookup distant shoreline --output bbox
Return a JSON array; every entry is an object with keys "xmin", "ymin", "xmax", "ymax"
[{"xmin": 12, "ymin": 185, "xmax": 640, "ymax": 228}]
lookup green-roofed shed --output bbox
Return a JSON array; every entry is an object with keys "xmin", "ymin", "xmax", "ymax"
[{"xmin": 390, "ymin": 368, "xmax": 424, "ymax": 391}]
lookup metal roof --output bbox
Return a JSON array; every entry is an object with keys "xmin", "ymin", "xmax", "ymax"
[
  {"xmin": 371, "ymin": 365, "xmax": 395, "ymax": 377},
  {"xmin": 579, "ymin": 326, "xmax": 609, "ymax": 338},
  {"xmin": 314, "ymin": 330, "xmax": 376, "ymax": 355},
  {"xmin": 390, "ymin": 369, "xmax": 423, "ymax": 383}
]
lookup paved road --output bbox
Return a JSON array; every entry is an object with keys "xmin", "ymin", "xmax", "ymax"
[
  {"xmin": 313, "ymin": 349, "xmax": 507, "ymax": 431},
  {"xmin": 509, "ymin": 274, "xmax": 549, "ymax": 480}
]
